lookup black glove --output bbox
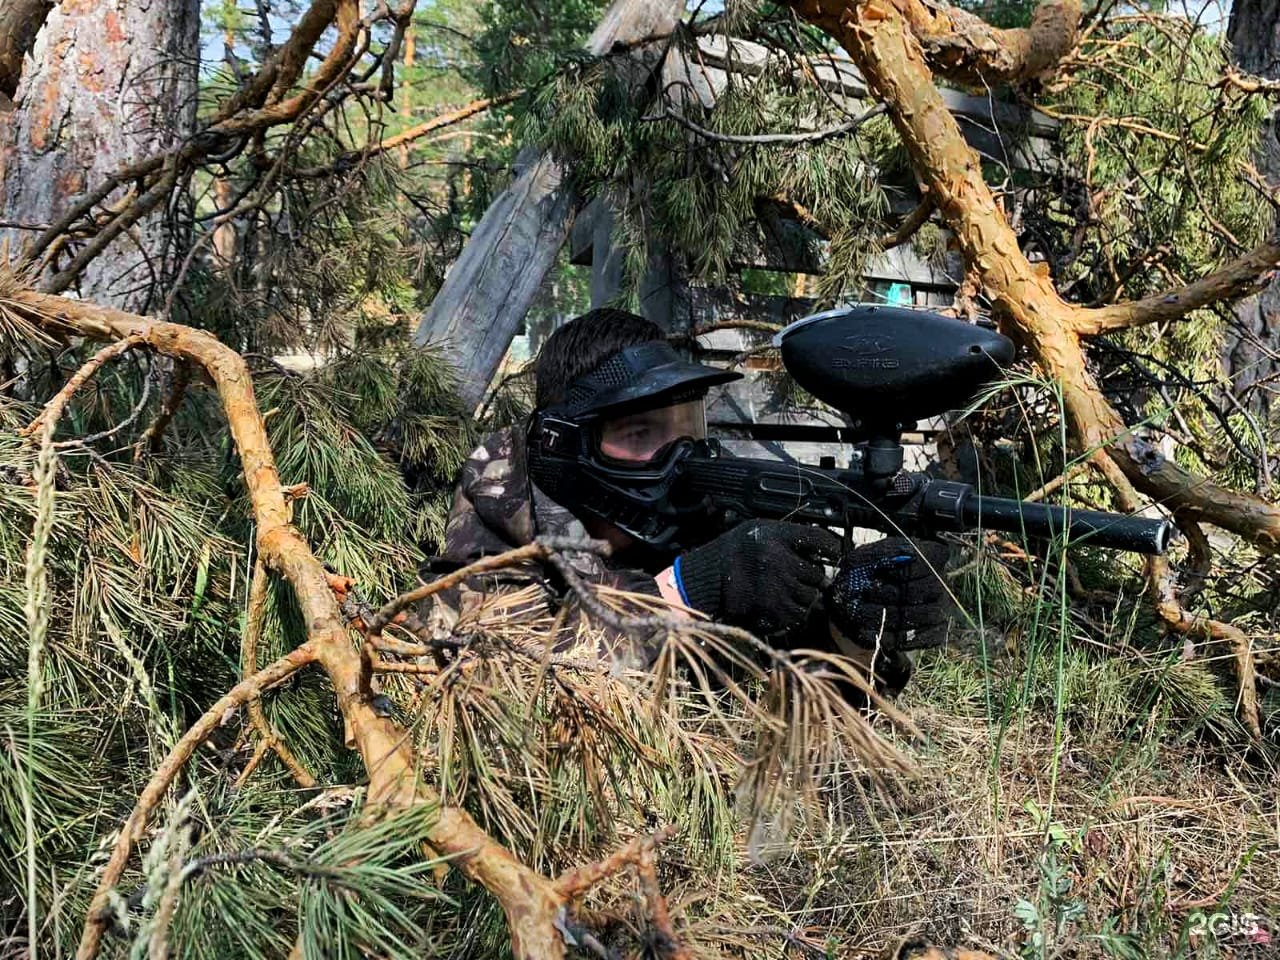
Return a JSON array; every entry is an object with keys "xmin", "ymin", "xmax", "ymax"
[
  {"xmin": 675, "ymin": 520, "xmax": 841, "ymax": 641},
  {"xmin": 825, "ymin": 536, "xmax": 952, "ymax": 653}
]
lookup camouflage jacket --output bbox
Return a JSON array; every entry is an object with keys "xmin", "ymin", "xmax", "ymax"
[
  {"xmin": 436, "ymin": 426, "xmax": 664, "ymax": 589},
  {"xmin": 418, "ymin": 426, "xmax": 663, "ymax": 660}
]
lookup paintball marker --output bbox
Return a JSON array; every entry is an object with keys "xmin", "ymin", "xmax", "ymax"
[{"xmin": 666, "ymin": 305, "xmax": 1173, "ymax": 555}]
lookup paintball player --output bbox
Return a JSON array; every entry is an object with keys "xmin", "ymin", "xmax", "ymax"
[{"xmin": 429, "ymin": 307, "xmax": 952, "ymax": 693}]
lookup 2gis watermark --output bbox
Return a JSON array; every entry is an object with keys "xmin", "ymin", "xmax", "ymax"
[{"xmin": 1186, "ymin": 909, "xmax": 1272, "ymax": 947}]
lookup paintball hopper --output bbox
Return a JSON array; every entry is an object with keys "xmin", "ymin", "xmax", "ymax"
[{"xmin": 773, "ymin": 304, "xmax": 1016, "ymax": 431}]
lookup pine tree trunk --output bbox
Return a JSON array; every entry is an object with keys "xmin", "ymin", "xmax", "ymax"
[
  {"xmin": 0, "ymin": 0, "xmax": 200, "ymax": 311},
  {"xmin": 1226, "ymin": 0, "xmax": 1280, "ymax": 422}
]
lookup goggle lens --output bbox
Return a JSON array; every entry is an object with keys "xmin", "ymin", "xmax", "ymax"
[{"xmin": 596, "ymin": 399, "xmax": 707, "ymax": 464}]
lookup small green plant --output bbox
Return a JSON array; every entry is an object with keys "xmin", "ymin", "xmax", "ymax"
[{"xmin": 1015, "ymin": 801, "xmax": 1087, "ymax": 960}]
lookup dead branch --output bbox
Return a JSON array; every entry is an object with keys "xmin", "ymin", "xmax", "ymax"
[
  {"xmin": 880, "ymin": 193, "xmax": 936, "ymax": 249},
  {"xmin": 1022, "ymin": 459, "xmax": 1092, "ymax": 502},
  {"xmin": 636, "ymin": 840, "xmax": 691, "ymax": 960},
  {"xmin": 240, "ymin": 556, "xmax": 317, "ymax": 788},
  {"xmin": 643, "ymin": 102, "xmax": 887, "ymax": 145},
  {"xmin": 217, "ymin": 0, "xmax": 340, "ymax": 120},
  {"xmin": 1075, "ymin": 239, "xmax": 1280, "ymax": 334},
  {"xmin": 368, "ymin": 542, "xmax": 558, "ymax": 633},
  {"xmin": 555, "ymin": 825, "xmax": 678, "ymax": 898},
  {"xmin": 377, "ymin": 92, "xmax": 520, "ymax": 155},
  {"xmin": 21, "ymin": 335, "xmax": 147, "ymax": 439},
  {"xmin": 764, "ymin": 194, "xmax": 832, "ymax": 239},
  {"xmin": 1147, "ymin": 554, "xmax": 1262, "ymax": 740},
  {"xmin": 294, "ymin": 92, "xmax": 519, "ymax": 178}
]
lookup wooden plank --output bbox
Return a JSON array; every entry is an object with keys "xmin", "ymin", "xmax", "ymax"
[
  {"xmin": 412, "ymin": 0, "xmax": 685, "ymax": 409},
  {"xmin": 730, "ymin": 215, "xmax": 827, "ymax": 274},
  {"xmin": 706, "ymin": 376, "xmax": 845, "ymax": 428},
  {"xmin": 862, "ymin": 243, "xmax": 963, "ymax": 286},
  {"xmin": 686, "ymin": 286, "xmax": 816, "ymax": 351}
]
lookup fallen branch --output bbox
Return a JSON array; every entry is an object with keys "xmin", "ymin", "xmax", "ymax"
[
  {"xmin": 790, "ymin": 0, "xmax": 1082, "ymax": 90},
  {"xmin": 81, "ymin": 643, "xmax": 318, "ymax": 953},
  {"xmin": 3, "ymin": 285, "xmax": 709, "ymax": 960},
  {"xmin": 239, "ymin": 556, "xmax": 317, "ymax": 789}
]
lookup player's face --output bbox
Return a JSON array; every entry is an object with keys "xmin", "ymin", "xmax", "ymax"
[{"xmin": 596, "ymin": 399, "xmax": 706, "ymax": 463}]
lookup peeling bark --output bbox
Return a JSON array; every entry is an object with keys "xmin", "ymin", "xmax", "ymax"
[
  {"xmin": 785, "ymin": 0, "xmax": 1280, "ymax": 551},
  {"xmin": 0, "ymin": 0, "xmax": 200, "ymax": 311},
  {"xmin": 791, "ymin": 0, "xmax": 1081, "ymax": 91}
]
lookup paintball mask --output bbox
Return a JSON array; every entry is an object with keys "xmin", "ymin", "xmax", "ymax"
[{"xmin": 526, "ymin": 340, "xmax": 742, "ymax": 546}]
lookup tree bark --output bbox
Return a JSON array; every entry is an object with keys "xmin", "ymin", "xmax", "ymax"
[
  {"xmin": 0, "ymin": 0, "xmax": 200, "ymax": 311},
  {"xmin": 0, "ymin": 0, "xmax": 53, "ymax": 100},
  {"xmin": 413, "ymin": 0, "xmax": 684, "ymax": 410},
  {"xmin": 1226, "ymin": 0, "xmax": 1280, "ymax": 423},
  {"xmin": 785, "ymin": 0, "xmax": 1280, "ymax": 551}
]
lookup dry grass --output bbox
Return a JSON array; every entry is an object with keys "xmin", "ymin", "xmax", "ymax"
[{"xmin": 386, "ymin": 580, "xmax": 1279, "ymax": 958}]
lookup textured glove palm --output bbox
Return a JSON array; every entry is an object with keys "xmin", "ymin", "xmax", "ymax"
[
  {"xmin": 826, "ymin": 536, "xmax": 952, "ymax": 652},
  {"xmin": 676, "ymin": 520, "xmax": 841, "ymax": 641}
]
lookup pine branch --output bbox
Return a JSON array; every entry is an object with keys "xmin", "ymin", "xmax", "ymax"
[
  {"xmin": 80, "ymin": 643, "xmax": 318, "ymax": 957},
  {"xmin": 238, "ymin": 556, "xmax": 317, "ymax": 789},
  {"xmin": 643, "ymin": 103, "xmax": 886, "ymax": 145}
]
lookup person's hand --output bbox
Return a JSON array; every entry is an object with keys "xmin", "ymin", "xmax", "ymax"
[
  {"xmin": 825, "ymin": 536, "xmax": 952, "ymax": 653},
  {"xmin": 674, "ymin": 520, "xmax": 841, "ymax": 640}
]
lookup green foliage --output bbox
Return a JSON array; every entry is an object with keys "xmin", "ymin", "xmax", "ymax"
[
  {"xmin": 475, "ymin": 0, "xmax": 612, "ymax": 96},
  {"xmin": 1046, "ymin": 19, "xmax": 1268, "ymax": 308},
  {"xmin": 519, "ymin": 31, "xmax": 899, "ymax": 302},
  {"xmin": 6, "ymin": 2, "xmax": 1280, "ymax": 957}
]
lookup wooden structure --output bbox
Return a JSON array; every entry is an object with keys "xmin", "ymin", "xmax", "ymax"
[
  {"xmin": 551, "ymin": 34, "xmax": 1056, "ymax": 461},
  {"xmin": 412, "ymin": 0, "xmax": 686, "ymax": 409},
  {"xmin": 416, "ymin": 8, "xmax": 1055, "ymax": 452}
]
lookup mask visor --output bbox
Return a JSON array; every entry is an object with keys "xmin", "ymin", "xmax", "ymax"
[{"xmin": 596, "ymin": 399, "xmax": 707, "ymax": 465}]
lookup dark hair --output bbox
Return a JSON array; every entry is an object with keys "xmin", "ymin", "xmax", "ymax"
[{"xmin": 534, "ymin": 308, "xmax": 665, "ymax": 409}]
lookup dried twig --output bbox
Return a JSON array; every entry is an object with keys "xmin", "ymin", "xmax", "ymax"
[{"xmin": 21, "ymin": 335, "xmax": 147, "ymax": 439}]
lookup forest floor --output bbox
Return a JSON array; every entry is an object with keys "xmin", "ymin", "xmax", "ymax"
[{"xmin": 750, "ymin": 639, "xmax": 1280, "ymax": 959}]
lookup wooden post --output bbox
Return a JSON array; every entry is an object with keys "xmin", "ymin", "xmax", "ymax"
[{"xmin": 412, "ymin": 0, "xmax": 685, "ymax": 410}]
